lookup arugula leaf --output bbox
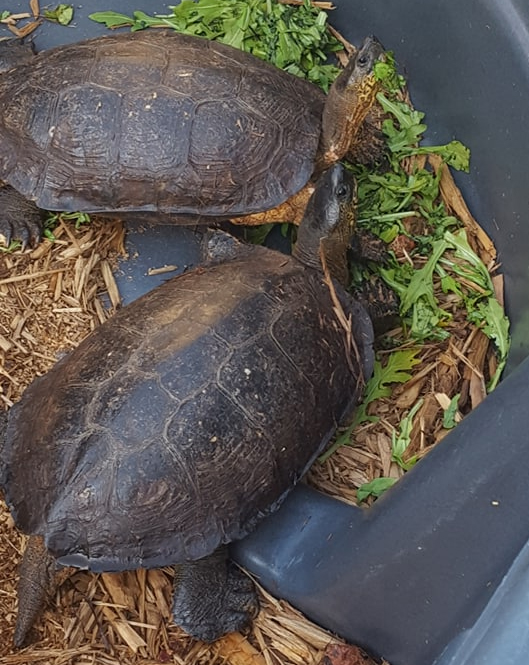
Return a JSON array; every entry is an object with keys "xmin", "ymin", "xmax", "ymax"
[
  {"xmin": 377, "ymin": 93, "xmax": 426, "ymax": 130},
  {"xmin": 45, "ymin": 210, "xmax": 91, "ymax": 234},
  {"xmin": 377, "ymin": 239, "xmax": 452, "ymax": 341},
  {"xmin": 243, "ymin": 223, "xmax": 275, "ymax": 246},
  {"xmin": 44, "ymin": 4, "xmax": 74, "ymax": 25},
  {"xmin": 436, "ymin": 229, "xmax": 509, "ymax": 386},
  {"xmin": 444, "ymin": 229, "xmax": 493, "ymax": 291},
  {"xmin": 443, "ymin": 393, "xmax": 461, "ymax": 429},
  {"xmin": 391, "ymin": 399, "xmax": 422, "ymax": 470},
  {"xmin": 357, "ymin": 477, "xmax": 397, "ymax": 502},
  {"xmin": 468, "ymin": 298, "xmax": 510, "ymax": 390},
  {"xmin": 377, "ymin": 93, "xmax": 426, "ymax": 152},
  {"xmin": 408, "ymin": 141, "xmax": 470, "ymax": 172},
  {"xmin": 355, "ymin": 348, "xmax": 422, "ymax": 426},
  {"xmin": 374, "ymin": 51, "xmax": 405, "ymax": 93},
  {"xmin": 376, "ymin": 93, "xmax": 470, "ymax": 171},
  {"xmin": 478, "ymin": 298, "xmax": 510, "ymax": 362},
  {"xmin": 370, "ymin": 349, "xmax": 422, "ymax": 389},
  {"xmin": 438, "ymin": 265, "xmax": 463, "ymax": 297},
  {"xmin": 88, "ymin": 11, "xmax": 136, "ymax": 28},
  {"xmin": 398, "ymin": 238, "xmax": 449, "ymax": 315},
  {"xmin": 320, "ymin": 348, "xmax": 421, "ymax": 461},
  {"xmin": 411, "ymin": 298, "xmax": 451, "ymax": 341}
]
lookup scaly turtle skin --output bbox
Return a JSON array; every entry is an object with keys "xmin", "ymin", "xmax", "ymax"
[
  {"xmin": 0, "ymin": 163, "xmax": 374, "ymax": 646},
  {"xmin": 0, "ymin": 31, "xmax": 384, "ymax": 246}
]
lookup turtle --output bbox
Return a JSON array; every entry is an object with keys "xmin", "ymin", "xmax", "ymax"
[
  {"xmin": 0, "ymin": 163, "xmax": 375, "ymax": 647},
  {"xmin": 0, "ymin": 29, "xmax": 385, "ymax": 248}
]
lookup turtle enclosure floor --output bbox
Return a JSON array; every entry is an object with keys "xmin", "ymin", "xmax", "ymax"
[{"xmin": 0, "ymin": 162, "xmax": 501, "ymax": 665}]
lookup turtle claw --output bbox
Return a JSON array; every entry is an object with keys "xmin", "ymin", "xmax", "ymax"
[
  {"xmin": 172, "ymin": 547, "xmax": 259, "ymax": 642},
  {"xmin": 0, "ymin": 185, "xmax": 44, "ymax": 250}
]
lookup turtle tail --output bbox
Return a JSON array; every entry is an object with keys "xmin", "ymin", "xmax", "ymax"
[{"xmin": 14, "ymin": 535, "xmax": 58, "ymax": 647}]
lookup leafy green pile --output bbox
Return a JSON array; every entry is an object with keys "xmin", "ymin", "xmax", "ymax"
[
  {"xmin": 349, "ymin": 90, "xmax": 508, "ymax": 381},
  {"xmin": 341, "ymin": 74, "xmax": 509, "ymax": 499},
  {"xmin": 90, "ymin": 0, "xmax": 342, "ymax": 90}
]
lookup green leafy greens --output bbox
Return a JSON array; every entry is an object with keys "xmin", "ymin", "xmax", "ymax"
[
  {"xmin": 90, "ymin": 0, "xmax": 342, "ymax": 90},
  {"xmin": 350, "ymin": 91, "xmax": 509, "ymax": 385},
  {"xmin": 377, "ymin": 94, "xmax": 470, "ymax": 172},
  {"xmin": 44, "ymin": 4, "xmax": 74, "ymax": 25},
  {"xmin": 341, "ymin": 59, "xmax": 509, "ymax": 500},
  {"xmin": 442, "ymin": 393, "xmax": 461, "ymax": 429}
]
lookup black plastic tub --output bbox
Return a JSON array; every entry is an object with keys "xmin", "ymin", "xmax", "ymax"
[{"xmin": 3, "ymin": 2, "xmax": 529, "ymax": 664}]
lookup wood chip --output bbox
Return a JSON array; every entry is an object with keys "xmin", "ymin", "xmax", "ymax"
[
  {"xmin": 1, "ymin": 12, "xmax": 31, "ymax": 22},
  {"xmin": 0, "ymin": 333, "xmax": 12, "ymax": 352},
  {"xmin": 214, "ymin": 633, "xmax": 268, "ymax": 665},
  {"xmin": 7, "ymin": 18, "xmax": 41, "ymax": 37},
  {"xmin": 318, "ymin": 643, "xmax": 371, "ymax": 665},
  {"xmin": 100, "ymin": 259, "xmax": 122, "ymax": 310},
  {"xmin": 147, "ymin": 264, "xmax": 178, "ymax": 275},
  {"xmin": 327, "ymin": 25, "xmax": 356, "ymax": 56},
  {"xmin": 0, "ymin": 268, "xmax": 64, "ymax": 286},
  {"xmin": 492, "ymin": 273, "xmax": 505, "ymax": 307}
]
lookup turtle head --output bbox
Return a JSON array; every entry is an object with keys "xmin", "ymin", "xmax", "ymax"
[
  {"xmin": 293, "ymin": 163, "xmax": 356, "ymax": 285},
  {"xmin": 317, "ymin": 36, "xmax": 385, "ymax": 170},
  {"xmin": 337, "ymin": 35, "xmax": 385, "ymax": 98}
]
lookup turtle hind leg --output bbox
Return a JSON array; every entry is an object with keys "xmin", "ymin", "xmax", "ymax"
[
  {"xmin": 14, "ymin": 535, "xmax": 58, "ymax": 647},
  {"xmin": 0, "ymin": 185, "xmax": 44, "ymax": 250},
  {"xmin": 172, "ymin": 546, "xmax": 259, "ymax": 642}
]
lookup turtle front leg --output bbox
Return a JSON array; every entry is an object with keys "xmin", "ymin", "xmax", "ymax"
[
  {"xmin": 14, "ymin": 535, "xmax": 58, "ymax": 647},
  {"xmin": 172, "ymin": 546, "xmax": 259, "ymax": 642},
  {"xmin": 0, "ymin": 185, "xmax": 44, "ymax": 249}
]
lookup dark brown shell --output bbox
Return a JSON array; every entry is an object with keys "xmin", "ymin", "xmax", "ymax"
[
  {"xmin": 0, "ymin": 31, "xmax": 324, "ymax": 216},
  {"xmin": 0, "ymin": 243, "xmax": 372, "ymax": 570}
]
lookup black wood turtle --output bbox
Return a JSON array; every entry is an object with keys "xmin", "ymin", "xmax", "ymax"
[
  {"xmin": 0, "ymin": 163, "xmax": 374, "ymax": 647},
  {"xmin": 0, "ymin": 30, "xmax": 384, "ymax": 246}
]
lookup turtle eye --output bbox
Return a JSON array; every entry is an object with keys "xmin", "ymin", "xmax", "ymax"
[
  {"xmin": 357, "ymin": 54, "xmax": 368, "ymax": 66},
  {"xmin": 336, "ymin": 184, "xmax": 350, "ymax": 200}
]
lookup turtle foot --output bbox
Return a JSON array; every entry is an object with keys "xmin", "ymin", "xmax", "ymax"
[
  {"xmin": 349, "ymin": 228, "xmax": 390, "ymax": 264},
  {"xmin": 172, "ymin": 546, "xmax": 259, "ymax": 642},
  {"xmin": 0, "ymin": 39, "xmax": 35, "ymax": 73},
  {"xmin": 353, "ymin": 275, "xmax": 400, "ymax": 335},
  {"xmin": 0, "ymin": 185, "xmax": 44, "ymax": 250}
]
